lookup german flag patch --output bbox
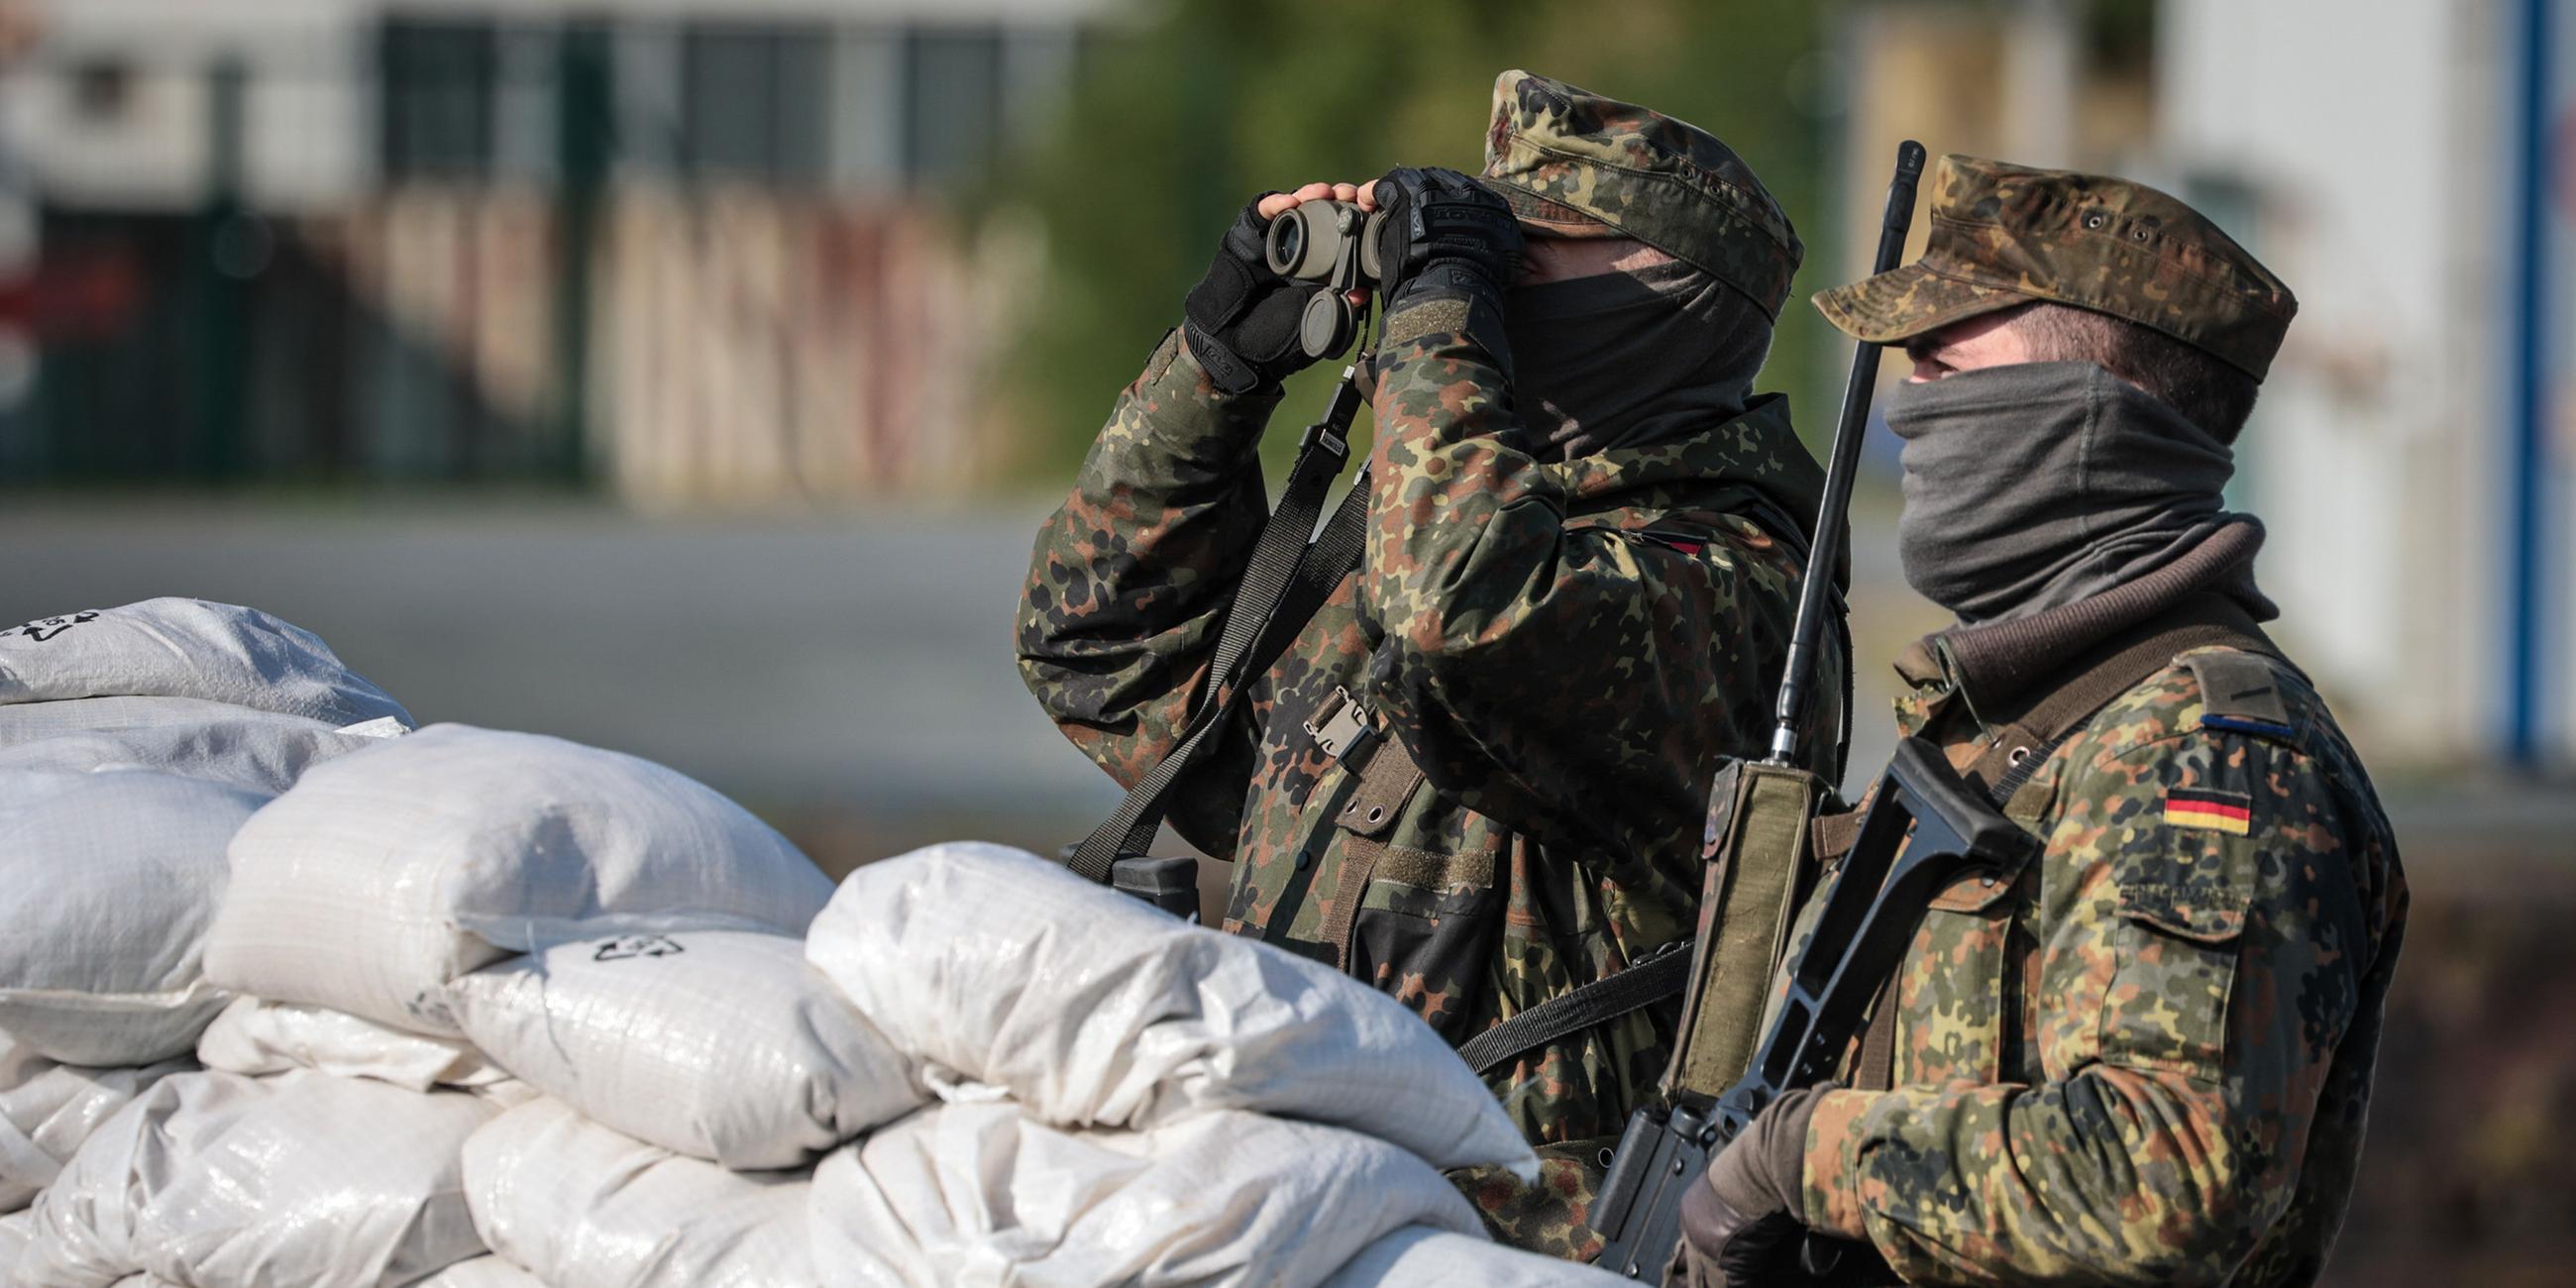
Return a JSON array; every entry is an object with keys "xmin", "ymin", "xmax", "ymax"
[{"xmin": 2165, "ymin": 788, "xmax": 2253, "ymax": 836}]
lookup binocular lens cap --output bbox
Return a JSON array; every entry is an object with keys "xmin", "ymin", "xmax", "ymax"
[{"xmin": 1299, "ymin": 290, "xmax": 1353, "ymax": 360}]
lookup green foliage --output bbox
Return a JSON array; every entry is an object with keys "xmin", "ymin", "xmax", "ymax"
[{"xmin": 997, "ymin": 0, "xmax": 1845, "ymax": 483}]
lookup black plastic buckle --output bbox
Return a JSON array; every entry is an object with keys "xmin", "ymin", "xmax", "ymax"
[{"xmin": 1107, "ymin": 854, "xmax": 1203, "ymax": 922}]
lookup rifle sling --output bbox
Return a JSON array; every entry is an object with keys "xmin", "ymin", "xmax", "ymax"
[
  {"xmin": 1457, "ymin": 937, "xmax": 1696, "ymax": 1078},
  {"xmin": 1664, "ymin": 761, "xmax": 1822, "ymax": 1099},
  {"xmin": 1064, "ymin": 416, "xmax": 1370, "ymax": 883}
]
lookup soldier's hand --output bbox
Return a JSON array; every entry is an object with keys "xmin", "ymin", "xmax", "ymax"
[
  {"xmin": 1366, "ymin": 166, "xmax": 1523, "ymax": 314},
  {"xmin": 1182, "ymin": 182, "xmax": 1365, "ymax": 395},
  {"xmin": 1669, "ymin": 1089, "xmax": 1855, "ymax": 1287}
]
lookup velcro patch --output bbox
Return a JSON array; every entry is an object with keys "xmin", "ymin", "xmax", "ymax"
[{"xmin": 2165, "ymin": 788, "xmax": 2252, "ymax": 836}]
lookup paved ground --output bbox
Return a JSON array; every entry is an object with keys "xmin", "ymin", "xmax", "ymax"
[
  {"xmin": 0, "ymin": 493, "xmax": 1127, "ymax": 866},
  {"xmin": 5, "ymin": 490, "xmax": 2556, "ymax": 876}
]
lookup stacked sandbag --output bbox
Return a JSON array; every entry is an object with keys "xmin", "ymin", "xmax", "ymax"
[
  {"xmin": 802, "ymin": 841, "xmax": 1533, "ymax": 1173},
  {"xmin": 462, "ymin": 1099, "xmax": 816, "ymax": 1288},
  {"xmin": 0, "ymin": 602, "xmax": 465, "ymax": 1283},
  {"xmin": 0, "ymin": 600, "xmax": 1617, "ymax": 1286},
  {"xmin": 791, "ymin": 844, "xmax": 1597, "ymax": 1287},
  {"xmin": 0, "ymin": 1033, "xmax": 192, "ymax": 1215},
  {"xmin": 446, "ymin": 841, "xmax": 1580, "ymax": 1288},
  {"xmin": 0, "ymin": 600, "xmax": 411, "ymax": 1231},
  {"xmin": 1321, "ymin": 1227, "xmax": 1637, "ymax": 1288},
  {"xmin": 202, "ymin": 724, "xmax": 833, "ymax": 1037},
  {"xmin": 806, "ymin": 1100, "xmax": 1482, "ymax": 1287},
  {"xmin": 195, "ymin": 997, "xmax": 518, "ymax": 1098},
  {"xmin": 411, "ymin": 1258, "xmax": 544, "ymax": 1287},
  {"xmin": 0, "ymin": 764, "xmax": 247, "ymax": 1231},
  {"xmin": 12, "ymin": 1069, "xmax": 494, "ymax": 1286},
  {"xmin": 8, "ymin": 722, "xmax": 837, "ymax": 1286},
  {"xmin": 446, "ymin": 928, "xmax": 917, "ymax": 1169},
  {"xmin": 0, "ymin": 697, "xmax": 402, "ymax": 797},
  {"xmin": 2, "ymin": 1207, "xmax": 34, "ymax": 1278},
  {"xmin": 0, "ymin": 600, "xmax": 409, "ymax": 727},
  {"xmin": 0, "ymin": 770, "xmax": 265, "ymax": 1068}
]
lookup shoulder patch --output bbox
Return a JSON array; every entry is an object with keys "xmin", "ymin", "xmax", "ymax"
[
  {"xmin": 2183, "ymin": 650, "xmax": 2297, "ymax": 740},
  {"xmin": 2165, "ymin": 787, "xmax": 2253, "ymax": 836}
]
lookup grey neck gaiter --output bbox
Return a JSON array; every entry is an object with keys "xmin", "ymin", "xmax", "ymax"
[
  {"xmin": 1502, "ymin": 260, "xmax": 1772, "ymax": 461},
  {"xmin": 1887, "ymin": 361, "xmax": 2248, "ymax": 624}
]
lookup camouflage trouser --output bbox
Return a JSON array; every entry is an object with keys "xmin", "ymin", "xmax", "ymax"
[{"xmin": 1452, "ymin": 1135, "xmax": 1619, "ymax": 1262}]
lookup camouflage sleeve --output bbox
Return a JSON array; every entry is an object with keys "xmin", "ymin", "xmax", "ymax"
[
  {"xmin": 1015, "ymin": 330, "xmax": 1282, "ymax": 856},
  {"xmin": 1357, "ymin": 308, "xmax": 1771, "ymax": 866},
  {"xmin": 1795, "ymin": 729, "xmax": 2384, "ymax": 1287}
]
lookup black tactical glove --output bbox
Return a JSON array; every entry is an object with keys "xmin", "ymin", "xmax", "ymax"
[
  {"xmin": 1367, "ymin": 165, "xmax": 1524, "ymax": 312},
  {"xmin": 1182, "ymin": 196, "xmax": 1332, "ymax": 395},
  {"xmin": 1667, "ymin": 1089, "xmax": 1894, "ymax": 1288}
]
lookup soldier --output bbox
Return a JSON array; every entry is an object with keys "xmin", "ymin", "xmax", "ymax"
[
  {"xmin": 1673, "ymin": 157, "xmax": 2410, "ymax": 1287},
  {"xmin": 1018, "ymin": 70, "xmax": 1845, "ymax": 1254}
]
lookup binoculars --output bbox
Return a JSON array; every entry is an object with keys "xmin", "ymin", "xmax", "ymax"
[{"xmin": 1263, "ymin": 200, "xmax": 1386, "ymax": 360}]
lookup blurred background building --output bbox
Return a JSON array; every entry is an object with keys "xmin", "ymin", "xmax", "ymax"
[
  {"xmin": 0, "ymin": 2, "xmax": 2570, "ymax": 1279},
  {"xmin": 0, "ymin": 0, "xmax": 1100, "ymax": 501}
]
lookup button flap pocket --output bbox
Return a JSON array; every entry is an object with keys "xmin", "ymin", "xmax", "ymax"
[
  {"xmin": 2116, "ymin": 882, "xmax": 2248, "ymax": 943},
  {"xmin": 2115, "ymin": 827, "xmax": 2253, "ymax": 944}
]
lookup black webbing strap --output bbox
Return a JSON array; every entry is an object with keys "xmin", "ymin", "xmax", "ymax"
[
  {"xmin": 1456, "ymin": 937, "xmax": 1696, "ymax": 1077},
  {"xmin": 1065, "ymin": 378, "xmax": 1372, "ymax": 884}
]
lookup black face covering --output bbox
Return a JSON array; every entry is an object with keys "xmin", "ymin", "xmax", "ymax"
[
  {"xmin": 1502, "ymin": 260, "xmax": 1773, "ymax": 461},
  {"xmin": 1886, "ymin": 362, "xmax": 2252, "ymax": 624}
]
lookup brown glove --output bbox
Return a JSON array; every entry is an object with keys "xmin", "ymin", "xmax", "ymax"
[{"xmin": 1666, "ymin": 1088, "xmax": 1822, "ymax": 1287}]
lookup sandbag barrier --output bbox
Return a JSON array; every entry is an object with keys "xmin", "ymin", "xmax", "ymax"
[{"xmin": 0, "ymin": 598, "xmax": 1625, "ymax": 1288}]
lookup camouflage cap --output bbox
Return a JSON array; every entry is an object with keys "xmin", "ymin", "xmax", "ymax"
[
  {"xmin": 1813, "ymin": 155, "xmax": 2298, "ymax": 380},
  {"xmin": 1479, "ymin": 69, "xmax": 1803, "ymax": 320}
]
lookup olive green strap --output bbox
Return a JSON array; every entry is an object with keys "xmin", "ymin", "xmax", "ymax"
[{"xmin": 1664, "ymin": 760, "xmax": 1826, "ymax": 1099}]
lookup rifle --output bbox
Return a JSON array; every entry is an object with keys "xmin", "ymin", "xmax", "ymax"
[
  {"xmin": 1589, "ymin": 737, "xmax": 2035, "ymax": 1278},
  {"xmin": 1586, "ymin": 140, "xmax": 2047, "ymax": 1282}
]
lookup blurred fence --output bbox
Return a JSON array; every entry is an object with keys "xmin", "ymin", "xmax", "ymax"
[
  {"xmin": 0, "ymin": 189, "xmax": 1011, "ymax": 499},
  {"xmin": 0, "ymin": 1, "xmax": 1084, "ymax": 500},
  {"xmin": 597, "ymin": 191, "xmax": 1021, "ymax": 505}
]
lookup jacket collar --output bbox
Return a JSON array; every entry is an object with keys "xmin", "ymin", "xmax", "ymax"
[{"xmin": 1894, "ymin": 518, "xmax": 2275, "ymax": 731}]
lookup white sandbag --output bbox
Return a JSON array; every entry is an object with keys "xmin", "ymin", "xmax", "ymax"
[
  {"xmin": 1319, "ymin": 1226, "xmax": 1632, "ymax": 1287},
  {"xmin": 0, "ymin": 769, "xmax": 262, "ymax": 1065},
  {"xmin": 450, "ymin": 929, "xmax": 918, "ymax": 1169},
  {"xmin": 3, "ymin": 1208, "xmax": 34, "ymax": 1278},
  {"xmin": 0, "ymin": 696, "xmax": 400, "ymax": 797},
  {"xmin": 204, "ymin": 724, "xmax": 832, "ymax": 1036},
  {"xmin": 413, "ymin": 1258, "xmax": 546, "ymax": 1287},
  {"xmin": 14, "ymin": 1068, "xmax": 492, "ymax": 1287},
  {"xmin": 195, "ymin": 997, "xmax": 508, "ymax": 1093},
  {"xmin": 463, "ymin": 1099, "xmax": 812, "ymax": 1288},
  {"xmin": 0, "ymin": 1031, "xmax": 193, "ymax": 1213},
  {"xmin": 804, "ymin": 842, "xmax": 1532, "ymax": 1174},
  {"xmin": 808, "ymin": 1100, "xmax": 1483, "ymax": 1288},
  {"xmin": 0, "ymin": 599, "xmax": 409, "ymax": 727}
]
